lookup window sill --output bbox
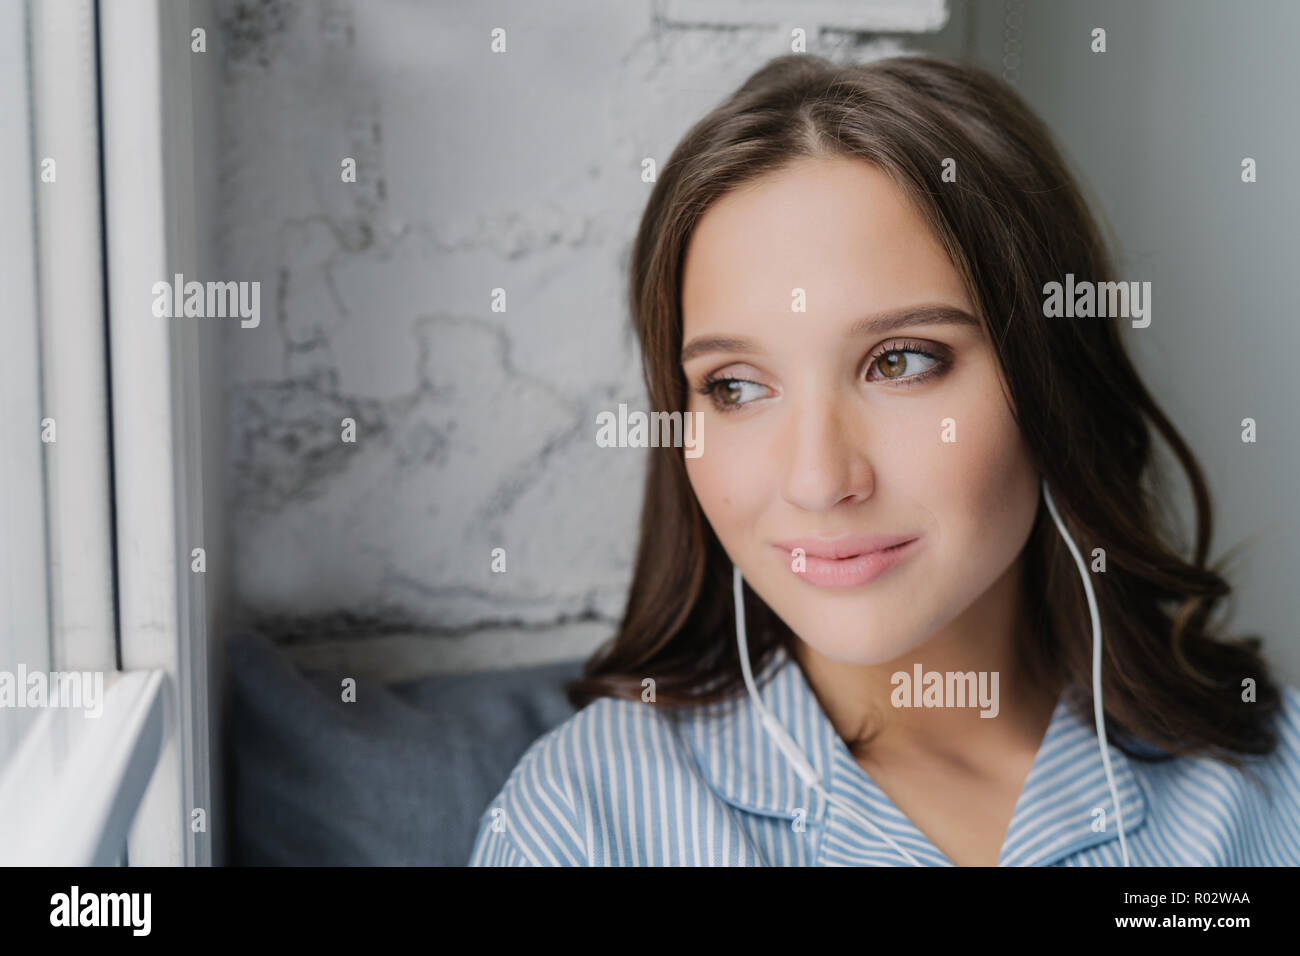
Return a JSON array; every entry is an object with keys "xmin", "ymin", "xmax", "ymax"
[{"xmin": 0, "ymin": 669, "xmax": 166, "ymax": 865}]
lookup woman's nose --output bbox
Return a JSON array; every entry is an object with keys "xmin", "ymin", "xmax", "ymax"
[{"xmin": 779, "ymin": 396, "xmax": 874, "ymax": 512}]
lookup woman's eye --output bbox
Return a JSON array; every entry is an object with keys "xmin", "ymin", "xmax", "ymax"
[
  {"xmin": 704, "ymin": 378, "xmax": 768, "ymax": 409},
  {"xmin": 867, "ymin": 349, "xmax": 939, "ymax": 382}
]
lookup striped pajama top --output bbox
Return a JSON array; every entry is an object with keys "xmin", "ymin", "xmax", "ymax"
[{"xmin": 468, "ymin": 642, "xmax": 1300, "ymax": 866}]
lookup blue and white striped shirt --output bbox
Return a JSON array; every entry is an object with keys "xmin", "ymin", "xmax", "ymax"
[{"xmin": 468, "ymin": 643, "xmax": 1300, "ymax": 865}]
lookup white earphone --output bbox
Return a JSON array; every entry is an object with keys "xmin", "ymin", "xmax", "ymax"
[{"xmin": 732, "ymin": 476, "xmax": 1131, "ymax": 866}]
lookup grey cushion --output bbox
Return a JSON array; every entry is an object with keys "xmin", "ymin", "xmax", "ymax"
[{"xmin": 227, "ymin": 631, "xmax": 582, "ymax": 865}]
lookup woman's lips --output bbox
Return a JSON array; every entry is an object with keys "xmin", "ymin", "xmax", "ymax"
[{"xmin": 772, "ymin": 535, "xmax": 922, "ymax": 589}]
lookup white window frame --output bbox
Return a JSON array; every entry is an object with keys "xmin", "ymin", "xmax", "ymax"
[
  {"xmin": 102, "ymin": 0, "xmax": 220, "ymax": 868},
  {"xmin": 0, "ymin": 0, "xmax": 53, "ymax": 769},
  {"xmin": 0, "ymin": 0, "xmax": 220, "ymax": 867}
]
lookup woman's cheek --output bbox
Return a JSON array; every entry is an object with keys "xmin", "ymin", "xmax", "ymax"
[
  {"xmin": 876, "ymin": 400, "xmax": 953, "ymax": 500},
  {"xmin": 687, "ymin": 422, "xmax": 765, "ymax": 537},
  {"xmin": 685, "ymin": 434, "xmax": 736, "ymax": 525},
  {"xmin": 948, "ymin": 385, "xmax": 1038, "ymax": 552}
]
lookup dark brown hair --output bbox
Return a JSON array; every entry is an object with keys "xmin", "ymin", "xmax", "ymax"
[{"xmin": 566, "ymin": 53, "xmax": 1281, "ymax": 767}]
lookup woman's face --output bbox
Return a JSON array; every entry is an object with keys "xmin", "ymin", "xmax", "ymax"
[{"xmin": 680, "ymin": 155, "xmax": 1041, "ymax": 667}]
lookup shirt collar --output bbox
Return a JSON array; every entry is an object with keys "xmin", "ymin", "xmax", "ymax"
[{"xmin": 680, "ymin": 642, "xmax": 1148, "ymax": 866}]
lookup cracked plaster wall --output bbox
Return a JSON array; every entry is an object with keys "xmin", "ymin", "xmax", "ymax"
[{"xmin": 215, "ymin": 0, "xmax": 944, "ymax": 674}]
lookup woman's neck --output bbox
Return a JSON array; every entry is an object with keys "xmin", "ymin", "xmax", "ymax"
[{"xmin": 792, "ymin": 555, "xmax": 1064, "ymax": 767}]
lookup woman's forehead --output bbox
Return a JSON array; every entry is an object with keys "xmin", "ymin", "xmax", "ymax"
[{"xmin": 680, "ymin": 160, "xmax": 970, "ymax": 339}]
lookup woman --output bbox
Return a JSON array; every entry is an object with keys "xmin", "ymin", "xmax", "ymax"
[{"xmin": 469, "ymin": 53, "xmax": 1299, "ymax": 866}]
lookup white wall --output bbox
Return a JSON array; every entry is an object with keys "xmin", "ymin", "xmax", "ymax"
[
  {"xmin": 213, "ymin": 0, "xmax": 945, "ymax": 677},
  {"xmin": 916, "ymin": 0, "xmax": 1300, "ymax": 684}
]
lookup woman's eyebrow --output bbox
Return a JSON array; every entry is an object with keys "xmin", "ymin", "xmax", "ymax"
[{"xmin": 679, "ymin": 305, "xmax": 980, "ymax": 364}]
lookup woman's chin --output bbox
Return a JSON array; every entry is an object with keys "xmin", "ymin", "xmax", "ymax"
[{"xmin": 777, "ymin": 609, "xmax": 928, "ymax": 668}]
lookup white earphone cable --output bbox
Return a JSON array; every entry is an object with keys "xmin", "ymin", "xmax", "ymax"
[
  {"xmin": 734, "ymin": 564, "xmax": 924, "ymax": 866},
  {"xmin": 731, "ymin": 476, "xmax": 1130, "ymax": 867},
  {"xmin": 1041, "ymin": 480, "xmax": 1131, "ymax": 867}
]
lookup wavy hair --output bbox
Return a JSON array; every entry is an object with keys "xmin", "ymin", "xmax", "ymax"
[{"xmin": 566, "ymin": 53, "xmax": 1281, "ymax": 768}]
